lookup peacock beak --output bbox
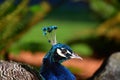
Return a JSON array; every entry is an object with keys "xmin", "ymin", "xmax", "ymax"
[{"xmin": 70, "ymin": 53, "xmax": 83, "ymax": 60}]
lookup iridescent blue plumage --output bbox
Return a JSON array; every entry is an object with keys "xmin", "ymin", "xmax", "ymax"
[
  {"xmin": 40, "ymin": 43, "xmax": 76, "ymax": 80},
  {"xmin": 40, "ymin": 26, "xmax": 82, "ymax": 80}
]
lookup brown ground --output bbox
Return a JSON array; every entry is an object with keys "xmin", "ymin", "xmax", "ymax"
[{"xmin": 9, "ymin": 51, "xmax": 104, "ymax": 79}]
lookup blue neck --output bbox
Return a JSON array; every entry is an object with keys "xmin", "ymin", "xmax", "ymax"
[{"xmin": 40, "ymin": 57, "xmax": 76, "ymax": 80}]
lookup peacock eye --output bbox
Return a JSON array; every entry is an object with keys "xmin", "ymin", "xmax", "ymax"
[{"xmin": 61, "ymin": 48, "xmax": 67, "ymax": 54}]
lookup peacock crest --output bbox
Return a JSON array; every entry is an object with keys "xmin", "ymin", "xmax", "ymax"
[{"xmin": 42, "ymin": 26, "xmax": 57, "ymax": 45}]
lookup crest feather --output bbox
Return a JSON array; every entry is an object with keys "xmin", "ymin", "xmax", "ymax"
[{"xmin": 42, "ymin": 26, "xmax": 57, "ymax": 45}]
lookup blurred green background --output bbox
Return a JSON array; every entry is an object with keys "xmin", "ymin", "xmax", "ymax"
[{"xmin": 0, "ymin": 0, "xmax": 120, "ymax": 59}]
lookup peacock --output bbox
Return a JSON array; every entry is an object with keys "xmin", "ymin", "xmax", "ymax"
[
  {"xmin": 40, "ymin": 26, "xmax": 82, "ymax": 80},
  {"xmin": 0, "ymin": 26, "xmax": 82, "ymax": 80}
]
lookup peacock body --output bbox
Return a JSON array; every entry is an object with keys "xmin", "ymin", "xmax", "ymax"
[{"xmin": 0, "ymin": 60, "xmax": 41, "ymax": 80}]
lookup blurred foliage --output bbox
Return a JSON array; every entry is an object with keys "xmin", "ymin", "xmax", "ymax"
[
  {"xmin": 71, "ymin": 43, "xmax": 93, "ymax": 57},
  {"xmin": 10, "ymin": 0, "xmax": 120, "ymax": 57},
  {"xmin": 18, "ymin": 42, "xmax": 47, "ymax": 52},
  {"xmin": 89, "ymin": 0, "xmax": 119, "ymax": 19},
  {"xmin": 1, "ymin": 0, "xmax": 120, "ymax": 60},
  {"xmin": 96, "ymin": 13, "xmax": 120, "ymax": 42},
  {"xmin": 68, "ymin": 0, "xmax": 120, "ymax": 58},
  {"xmin": 0, "ymin": 0, "xmax": 51, "ymax": 59},
  {"xmin": 90, "ymin": 0, "xmax": 120, "ymax": 39}
]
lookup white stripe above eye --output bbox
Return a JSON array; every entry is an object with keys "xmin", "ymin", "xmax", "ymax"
[
  {"xmin": 67, "ymin": 50, "xmax": 71, "ymax": 55},
  {"xmin": 57, "ymin": 49, "xmax": 66, "ymax": 57}
]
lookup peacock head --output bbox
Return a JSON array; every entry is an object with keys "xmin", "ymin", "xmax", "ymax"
[{"xmin": 42, "ymin": 26, "xmax": 82, "ymax": 63}]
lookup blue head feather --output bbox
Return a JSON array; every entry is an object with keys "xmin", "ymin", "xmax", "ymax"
[
  {"xmin": 40, "ymin": 26, "xmax": 82, "ymax": 80},
  {"xmin": 44, "ymin": 43, "xmax": 73, "ymax": 63}
]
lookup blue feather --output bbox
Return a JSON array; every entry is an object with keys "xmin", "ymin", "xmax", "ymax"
[
  {"xmin": 40, "ymin": 43, "xmax": 76, "ymax": 80},
  {"xmin": 40, "ymin": 57, "xmax": 76, "ymax": 80}
]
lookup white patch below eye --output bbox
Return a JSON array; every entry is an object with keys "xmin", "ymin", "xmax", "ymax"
[{"xmin": 57, "ymin": 49, "xmax": 66, "ymax": 57}]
